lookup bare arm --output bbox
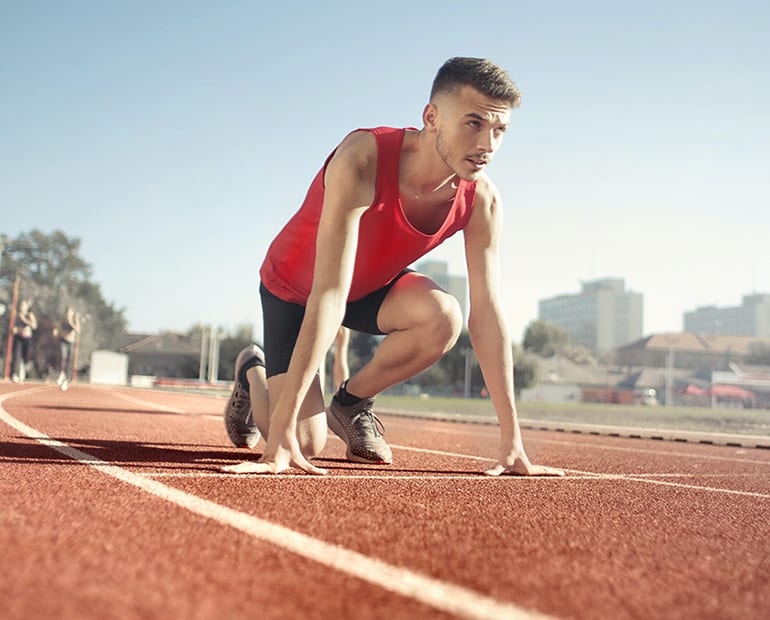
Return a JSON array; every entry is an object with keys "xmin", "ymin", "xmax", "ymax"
[
  {"xmin": 463, "ymin": 179, "xmax": 563, "ymax": 477},
  {"xmin": 256, "ymin": 131, "xmax": 377, "ymax": 473}
]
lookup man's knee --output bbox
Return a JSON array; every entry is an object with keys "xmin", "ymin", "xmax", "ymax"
[
  {"xmin": 379, "ymin": 274, "xmax": 463, "ymax": 353},
  {"xmin": 425, "ymin": 292, "xmax": 463, "ymax": 355}
]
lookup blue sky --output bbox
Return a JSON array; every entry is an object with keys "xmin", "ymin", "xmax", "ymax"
[{"xmin": 2, "ymin": 0, "xmax": 769, "ymax": 343}]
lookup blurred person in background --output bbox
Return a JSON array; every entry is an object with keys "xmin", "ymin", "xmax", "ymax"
[
  {"xmin": 11, "ymin": 298, "xmax": 37, "ymax": 383},
  {"xmin": 54, "ymin": 306, "xmax": 80, "ymax": 391}
]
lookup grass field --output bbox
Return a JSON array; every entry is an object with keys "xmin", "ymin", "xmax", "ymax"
[{"xmin": 376, "ymin": 395, "xmax": 770, "ymax": 437}]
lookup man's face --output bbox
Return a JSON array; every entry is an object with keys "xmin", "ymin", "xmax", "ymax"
[{"xmin": 431, "ymin": 86, "xmax": 511, "ymax": 181}]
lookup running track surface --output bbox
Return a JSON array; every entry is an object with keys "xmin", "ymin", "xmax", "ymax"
[{"xmin": 1, "ymin": 382, "xmax": 768, "ymax": 620}]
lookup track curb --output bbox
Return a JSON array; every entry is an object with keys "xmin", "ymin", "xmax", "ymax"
[{"xmin": 380, "ymin": 409, "xmax": 770, "ymax": 450}]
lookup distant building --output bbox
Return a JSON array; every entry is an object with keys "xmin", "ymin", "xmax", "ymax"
[
  {"xmin": 615, "ymin": 332, "xmax": 770, "ymax": 371},
  {"xmin": 538, "ymin": 278, "xmax": 643, "ymax": 353},
  {"xmin": 615, "ymin": 332, "xmax": 770, "ymax": 408},
  {"xmin": 416, "ymin": 259, "xmax": 468, "ymax": 324},
  {"xmin": 120, "ymin": 332, "xmax": 201, "ymax": 379},
  {"xmin": 684, "ymin": 293, "xmax": 770, "ymax": 337}
]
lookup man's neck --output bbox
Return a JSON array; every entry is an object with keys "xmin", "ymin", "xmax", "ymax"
[{"xmin": 399, "ymin": 129, "xmax": 457, "ymax": 200}]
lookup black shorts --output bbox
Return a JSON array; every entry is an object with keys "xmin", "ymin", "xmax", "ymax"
[{"xmin": 260, "ymin": 270, "xmax": 412, "ymax": 378}]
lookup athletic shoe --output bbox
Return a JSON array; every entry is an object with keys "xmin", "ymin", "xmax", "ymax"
[
  {"xmin": 327, "ymin": 391, "xmax": 393, "ymax": 464},
  {"xmin": 57, "ymin": 372, "xmax": 65, "ymax": 386},
  {"xmin": 223, "ymin": 345, "xmax": 264, "ymax": 448},
  {"xmin": 60, "ymin": 380, "xmax": 69, "ymax": 392}
]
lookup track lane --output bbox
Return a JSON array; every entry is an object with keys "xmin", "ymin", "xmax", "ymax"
[{"xmin": 2, "ymin": 383, "xmax": 769, "ymax": 620}]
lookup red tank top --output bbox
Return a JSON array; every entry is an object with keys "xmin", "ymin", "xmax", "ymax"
[{"xmin": 260, "ymin": 126, "xmax": 477, "ymax": 304}]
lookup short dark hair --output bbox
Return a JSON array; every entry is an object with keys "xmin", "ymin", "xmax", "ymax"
[{"xmin": 430, "ymin": 57, "xmax": 521, "ymax": 108}]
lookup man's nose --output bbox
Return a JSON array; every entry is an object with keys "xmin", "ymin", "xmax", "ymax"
[{"xmin": 478, "ymin": 130, "xmax": 495, "ymax": 152}]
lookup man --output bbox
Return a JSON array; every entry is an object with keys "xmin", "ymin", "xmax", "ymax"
[{"xmin": 223, "ymin": 57, "xmax": 563, "ymax": 478}]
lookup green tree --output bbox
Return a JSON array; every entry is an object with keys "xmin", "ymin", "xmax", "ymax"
[
  {"xmin": 512, "ymin": 344, "xmax": 538, "ymax": 397},
  {"xmin": 217, "ymin": 324, "xmax": 256, "ymax": 381},
  {"xmin": 522, "ymin": 320, "xmax": 570, "ymax": 356},
  {"xmin": 445, "ymin": 332, "xmax": 473, "ymax": 387},
  {"xmin": 2, "ymin": 230, "xmax": 91, "ymax": 289},
  {"xmin": 1, "ymin": 229, "xmax": 127, "ymax": 377},
  {"xmin": 347, "ymin": 331, "xmax": 378, "ymax": 374}
]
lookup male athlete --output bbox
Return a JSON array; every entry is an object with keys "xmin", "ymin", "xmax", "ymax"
[{"xmin": 223, "ymin": 57, "xmax": 563, "ymax": 478}]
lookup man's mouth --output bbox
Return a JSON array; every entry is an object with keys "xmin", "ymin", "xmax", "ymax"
[{"xmin": 467, "ymin": 156, "xmax": 489, "ymax": 170}]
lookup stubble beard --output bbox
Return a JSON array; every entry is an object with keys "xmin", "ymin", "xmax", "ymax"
[{"xmin": 435, "ymin": 129, "xmax": 483, "ymax": 182}]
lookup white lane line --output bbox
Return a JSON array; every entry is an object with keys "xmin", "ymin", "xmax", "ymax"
[
  {"xmin": 147, "ymin": 472, "xmax": 599, "ymax": 480},
  {"xmin": 146, "ymin": 471, "xmax": 765, "ymax": 480},
  {"xmin": 598, "ymin": 473, "xmax": 766, "ymax": 479},
  {"xmin": 391, "ymin": 441, "xmax": 769, "ymax": 469},
  {"xmin": 107, "ymin": 389, "xmax": 224, "ymax": 421},
  {"xmin": 0, "ymin": 389, "xmax": 554, "ymax": 620},
  {"xmin": 611, "ymin": 477, "xmax": 770, "ymax": 499},
  {"xmin": 143, "ymin": 472, "xmax": 770, "ymax": 500},
  {"xmin": 562, "ymin": 468, "xmax": 770, "ymax": 498},
  {"xmin": 390, "ymin": 443, "xmax": 490, "ymax": 460},
  {"xmin": 384, "ymin": 444, "xmax": 770, "ymax": 498},
  {"xmin": 537, "ymin": 437, "xmax": 770, "ymax": 466},
  {"xmin": 109, "ymin": 390, "xmax": 187, "ymax": 414}
]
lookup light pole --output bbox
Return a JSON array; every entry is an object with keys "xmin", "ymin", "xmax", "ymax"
[
  {"xmin": 207, "ymin": 327, "xmax": 221, "ymax": 384},
  {"xmin": 0, "ymin": 235, "xmax": 6, "ymax": 318},
  {"xmin": 665, "ymin": 347, "xmax": 675, "ymax": 407},
  {"xmin": 3, "ymin": 274, "xmax": 20, "ymax": 380},
  {"xmin": 462, "ymin": 347, "xmax": 473, "ymax": 399},
  {"xmin": 199, "ymin": 326, "xmax": 209, "ymax": 382}
]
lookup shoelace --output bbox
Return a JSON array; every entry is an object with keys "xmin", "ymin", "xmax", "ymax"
[{"xmin": 351, "ymin": 408, "xmax": 386, "ymax": 438}]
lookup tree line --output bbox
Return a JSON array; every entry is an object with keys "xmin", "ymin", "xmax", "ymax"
[{"xmin": 0, "ymin": 230, "xmax": 127, "ymax": 378}]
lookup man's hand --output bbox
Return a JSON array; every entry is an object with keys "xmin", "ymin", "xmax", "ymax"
[
  {"xmin": 221, "ymin": 431, "xmax": 327, "ymax": 476},
  {"xmin": 484, "ymin": 439, "xmax": 564, "ymax": 477}
]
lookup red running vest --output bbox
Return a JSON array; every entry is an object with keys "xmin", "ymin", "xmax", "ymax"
[{"xmin": 260, "ymin": 126, "xmax": 477, "ymax": 304}]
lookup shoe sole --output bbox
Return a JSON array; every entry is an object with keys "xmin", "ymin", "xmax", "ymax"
[
  {"xmin": 223, "ymin": 396, "xmax": 260, "ymax": 448},
  {"xmin": 224, "ymin": 415, "xmax": 260, "ymax": 448},
  {"xmin": 326, "ymin": 407, "xmax": 392, "ymax": 464},
  {"xmin": 223, "ymin": 345, "xmax": 264, "ymax": 448}
]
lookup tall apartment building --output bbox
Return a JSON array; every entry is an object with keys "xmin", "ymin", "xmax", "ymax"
[
  {"xmin": 416, "ymin": 259, "xmax": 468, "ymax": 324},
  {"xmin": 538, "ymin": 278, "xmax": 643, "ymax": 353},
  {"xmin": 684, "ymin": 293, "xmax": 770, "ymax": 337}
]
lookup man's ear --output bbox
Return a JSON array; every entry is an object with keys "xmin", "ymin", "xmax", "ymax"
[{"xmin": 422, "ymin": 102, "xmax": 439, "ymax": 132}]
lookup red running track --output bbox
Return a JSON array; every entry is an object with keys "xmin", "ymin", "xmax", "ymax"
[{"xmin": 1, "ymin": 382, "xmax": 769, "ymax": 620}]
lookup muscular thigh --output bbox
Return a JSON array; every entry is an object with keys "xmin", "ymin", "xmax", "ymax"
[{"xmin": 376, "ymin": 272, "xmax": 461, "ymax": 333}]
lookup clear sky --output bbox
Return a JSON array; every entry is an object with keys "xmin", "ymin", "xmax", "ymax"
[{"xmin": 2, "ymin": 0, "xmax": 768, "ymax": 343}]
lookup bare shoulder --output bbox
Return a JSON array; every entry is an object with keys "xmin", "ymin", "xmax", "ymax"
[
  {"xmin": 324, "ymin": 130, "xmax": 378, "ymax": 207},
  {"xmin": 471, "ymin": 173, "xmax": 503, "ymax": 214},
  {"xmin": 328, "ymin": 130, "xmax": 377, "ymax": 178},
  {"xmin": 336, "ymin": 129, "xmax": 377, "ymax": 155}
]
